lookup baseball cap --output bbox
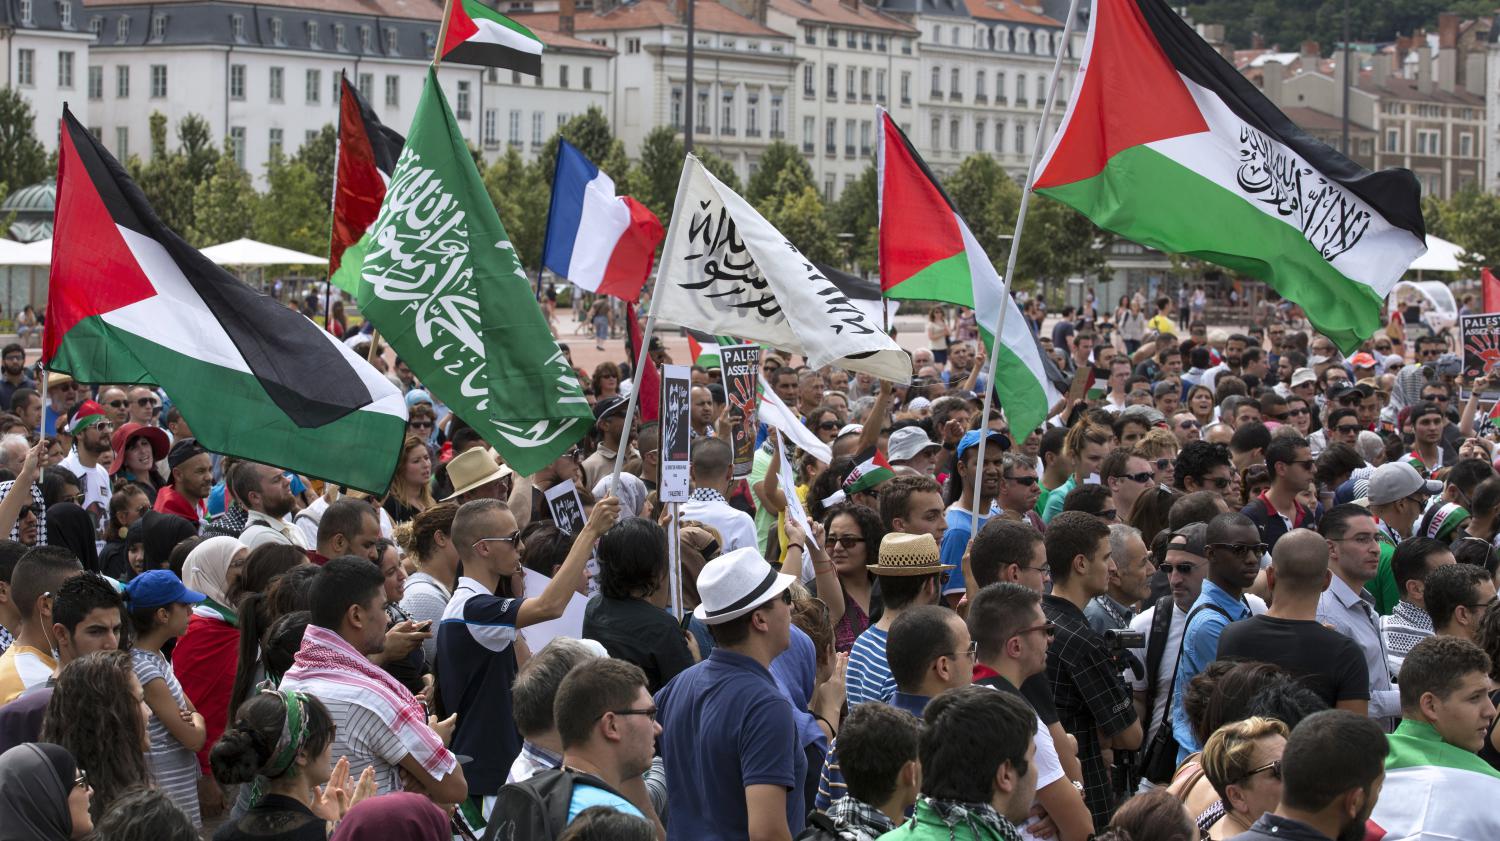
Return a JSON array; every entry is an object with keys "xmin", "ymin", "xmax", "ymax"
[
  {"xmin": 593, "ymin": 395, "xmax": 628, "ymax": 422},
  {"xmin": 955, "ymin": 429, "xmax": 1010, "ymax": 462},
  {"xmin": 1348, "ymin": 352, "xmax": 1378, "ymax": 369},
  {"xmin": 1436, "ymin": 353, "xmax": 1463, "ymax": 377},
  {"xmin": 1366, "ymin": 461, "xmax": 1443, "ymax": 506},
  {"xmin": 1290, "ymin": 368, "xmax": 1317, "ymax": 388},
  {"xmin": 1167, "ymin": 523, "xmax": 1208, "ymax": 558},
  {"xmin": 124, "ymin": 569, "xmax": 206, "ymax": 610},
  {"xmin": 888, "ymin": 426, "xmax": 941, "ymax": 463}
]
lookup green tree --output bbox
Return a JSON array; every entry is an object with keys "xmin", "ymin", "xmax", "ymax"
[
  {"xmin": 745, "ymin": 141, "xmax": 814, "ymax": 206},
  {"xmin": 830, "ymin": 164, "xmax": 879, "ymax": 273},
  {"xmin": 1012, "ymin": 195, "xmax": 1111, "ymax": 289},
  {"xmin": 695, "ymin": 148, "xmax": 742, "ymax": 194},
  {"xmin": 757, "ymin": 171, "xmax": 840, "ymax": 265},
  {"xmin": 539, "ymin": 106, "xmax": 630, "ymax": 186},
  {"xmin": 943, "ymin": 154, "xmax": 1022, "ymax": 261},
  {"xmin": 1432, "ymin": 188, "xmax": 1500, "ymax": 273},
  {"xmin": 634, "ymin": 126, "xmax": 686, "ymax": 223},
  {"xmin": 176, "ymin": 114, "xmax": 221, "ymax": 185},
  {"xmin": 293, "ymin": 124, "xmax": 337, "ymax": 207},
  {"xmin": 254, "ymin": 153, "xmax": 327, "ymax": 254},
  {"xmin": 482, "ymin": 147, "xmax": 550, "ymax": 270},
  {"xmin": 188, "ymin": 143, "xmax": 257, "ymax": 247},
  {"xmin": 0, "ymin": 89, "xmax": 49, "ymax": 191}
]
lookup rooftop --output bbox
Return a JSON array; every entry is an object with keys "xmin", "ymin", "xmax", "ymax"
[
  {"xmin": 512, "ymin": 0, "xmax": 790, "ymax": 39},
  {"xmin": 961, "ymin": 0, "xmax": 1060, "ymax": 27},
  {"xmin": 1281, "ymin": 106, "xmax": 1373, "ymax": 133},
  {"xmin": 766, "ymin": 0, "xmax": 917, "ymax": 35}
]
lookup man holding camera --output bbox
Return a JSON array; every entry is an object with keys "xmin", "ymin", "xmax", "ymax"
[{"xmin": 1167, "ymin": 512, "xmax": 1262, "ymax": 762}]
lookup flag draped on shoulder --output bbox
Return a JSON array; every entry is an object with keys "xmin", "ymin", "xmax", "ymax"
[
  {"xmin": 330, "ymin": 74, "xmax": 405, "ymax": 295},
  {"xmin": 543, "ymin": 139, "xmax": 664, "ymax": 301},
  {"xmin": 359, "ymin": 68, "xmax": 591, "ymax": 476},
  {"xmin": 877, "ymin": 111, "xmax": 1060, "ymax": 438},
  {"xmin": 1033, "ymin": 0, "xmax": 1426, "ymax": 354},
  {"xmin": 1370, "ymin": 720, "xmax": 1500, "ymax": 840},
  {"xmin": 440, "ymin": 0, "xmax": 543, "ymax": 75},
  {"xmin": 45, "ymin": 106, "xmax": 408, "ymax": 493},
  {"xmin": 654, "ymin": 155, "xmax": 911, "ymax": 383}
]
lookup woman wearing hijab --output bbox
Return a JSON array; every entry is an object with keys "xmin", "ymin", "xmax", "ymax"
[
  {"xmin": 328, "ymin": 792, "xmax": 449, "ymax": 841},
  {"xmin": 140, "ymin": 510, "xmax": 198, "ymax": 572},
  {"xmin": 110, "ymin": 423, "xmax": 170, "ymax": 503},
  {"xmin": 46, "ymin": 502, "xmax": 100, "ymax": 573},
  {"xmin": 0, "ymin": 742, "xmax": 93, "ymax": 841}
]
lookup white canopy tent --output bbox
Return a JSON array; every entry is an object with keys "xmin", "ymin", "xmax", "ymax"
[
  {"xmin": 1407, "ymin": 234, "xmax": 1469, "ymax": 274},
  {"xmin": 0, "ymin": 238, "xmax": 53, "ymax": 267},
  {"xmin": 199, "ymin": 238, "xmax": 327, "ymax": 267}
]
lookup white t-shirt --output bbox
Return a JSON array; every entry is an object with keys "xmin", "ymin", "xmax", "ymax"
[
  {"xmin": 1129, "ymin": 595, "xmax": 1266, "ymax": 745},
  {"xmin": 1018, "ymin": 714, "xmax": 1066, "ymax": 841},
  {"xmin": 58, "ymin": 450, "xmax": 110, "ymax": 518}
]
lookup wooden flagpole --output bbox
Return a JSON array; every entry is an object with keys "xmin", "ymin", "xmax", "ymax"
[
  {"xmin": 966, "ymin": 0, "xmax": 1083, "ymax": 540},
  {"xmin": 324, "ymin": 72, "xmax": 346, "ymax": 337}
]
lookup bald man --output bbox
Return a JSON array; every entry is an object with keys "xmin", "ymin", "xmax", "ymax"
[{"xmin": 1215, "ymin": 529, "xmax": 1370, "ymax": 716}]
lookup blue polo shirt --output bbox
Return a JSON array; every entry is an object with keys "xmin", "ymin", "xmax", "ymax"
[
  {"xmin": 656, "ymin": 647, "xmax": 803, "ymax": 840},
  {"xmin": 436, "ymin": 577, "xmax": 525, "ymax": 797},
  {"xmin": 1170, "ymin": 579, "xmax": 1251, "ymax": 758},
  {"xmin": 940, "ymin": 507, "xmax": 990, "ymax": 596}
]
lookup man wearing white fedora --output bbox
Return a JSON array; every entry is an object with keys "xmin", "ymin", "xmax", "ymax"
[{"xmin": 656, "ymin": 545, "xmax": 803, "ymax": 841}]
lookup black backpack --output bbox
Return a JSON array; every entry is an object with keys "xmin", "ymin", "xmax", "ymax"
[{"xmin": 482, "ymin": 767, "xmax": 627, "ymax": 841}]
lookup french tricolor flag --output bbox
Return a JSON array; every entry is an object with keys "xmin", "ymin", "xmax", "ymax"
[{"xmin": 543, "ymin": 140, "xmax": 664, "ymax": 301}]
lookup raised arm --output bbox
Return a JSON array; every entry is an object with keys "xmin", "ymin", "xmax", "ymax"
[{"xmin": 517, "ymin": 496, "xmax": 621, "ymax": 627}]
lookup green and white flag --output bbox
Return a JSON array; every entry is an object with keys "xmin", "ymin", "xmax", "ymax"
[
  {"xmin": 359, "ymin": 67, "xmax": 590, "ymax": 475},
  {"xmin": 1371, "ymin": 719, "xmax": 1500, "ymax": 840}
]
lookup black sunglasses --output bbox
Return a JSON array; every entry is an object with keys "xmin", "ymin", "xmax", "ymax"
[
  {"xmin": 1121, "ymin": 471, "xmax": 1154, "ymax": 484},
  {"xmin": 1160, "ymin": 561, "xmax": 1200, "ymax": 575},
  {"xmin": 827, "ymin": 535, "xmax": 866, "ymax": 548},
  {"xmin": 1004, "ymin": 475, "xmax": 1038, "ymax": 486},
  {"xmin": 1210, "ymin": 541, "xmax": 1269, "ymax": 557}
]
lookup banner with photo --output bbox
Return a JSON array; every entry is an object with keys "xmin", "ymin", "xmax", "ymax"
[
  {"xmin": 659, "ymin": 364, "xmax": 692, "ymax": 503},
  {"xmin": 720, "ymin": 343, "xmax": 761, "ymax": 478}
]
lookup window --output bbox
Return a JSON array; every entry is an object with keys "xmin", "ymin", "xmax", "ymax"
[
  {"xmin": 59, "ymin": 1, "xmax": 71, "ymax": 28},
  {"xmin": 901, "ymin": 37, "xmax": 911, "ymax": 55},
  {"xmin": 826, "ymin": 117, "xmax": 835, "ymax": 153},
  {"xmin": 230, "ymin": 14, "xmax": 245, "ymax": 41},
  {"xmin": 360, "ymin": 25, "xmax": 372, "ymax": 51},
  {"xmin": 227, "ymin": 63, "xmax": 245, "ymax": 99},
  {"xmin": 1460, "ymin": 133, "xmax": 1473, "ymax": 157},
  {"xmin": 876, "ymin": 68, "xmax": 886, "ymax": 102},
  {"xmin": 307, "ymin": 21, "xmax": 320, "ymax": 48},
  {"xmin": 269, "ymin": 67, "xmax": 284, "ymax": 101},
  {"xmin": 860, "ymin": 119, "xmax": 871, "ymax": 154},
  {"xmin": 270, "ymin": 17, "xmax": 283, "ymax": 44},
  {"xmin": 456, "ymin": 80, "xmax": 471, "ymax": 119},
  {"xmin": 975, "ymin": 118, "xmax": 985, "ymax": 151},
  {"xmin": 1016, "ymin": 28, "xmax": 1028, "ymax": 53},
  {"xmin": 900, "ymin": 71, "xmax": 910, "ymax": 104},
  {"xmin": 16, "ymin": 50, "xmax": 33, "ymax": 86},
  {"xmin": 1015, "ymin": 72, "xmax": 1026, "ymax": 105},
  {"xmin": 846, "ymin": 29, "xmax": 855, "ymax": 48},
  {"xmin": 770, "ymin": 92, "xmax": 782, "ymax": 137},
  {"xmin": 508, "ymin": 110, "xmax": 521, "ymax": 145},
  {"xmin": 696, "ymin": 89, "xmax": 709, "ymax": 132},
  {"xmin": 804, "ymin": 26, "xmax": 816, "ymax": 45},
  {"xmin": 825, "ymin": 177, "xmax": 834, "ymax": 200},
  {"xmin": 305, "ymin": 68, "xmax": 321, "ymax": 104},
  {"xmin": 115, "ymin": 126, "xmax": 128, "ymax": 159},
  {"xmin": 803, "ymin": 65, "xmax": 814, "ymax": 97},
  {"xmin": 1036, "ymin": 31, "xmax": 1049, "ymax": 54},
  {"xmin": 512, "ymin": 71, "xmax": 521, "ymax": 84},
  {"xmin": 483, "ymin": 109, "xmax": 497, "ymax": 147},
  {"xmin": 995, "ymin": 120, "xmax": 1005, "ymax": 153},
  {"xmin": 583, "ymin": 67, "xmax": 592, "ymax": 90},
  {"xmin": 949, "ymin": 118, "xmax": 959, "ymax": 150},
  {"xmin": 535, "ymin": 67, "xmax": 543, "ymax": 86},
  {"xmin": 149, "ymin": 64, "xmax": 166, "ymax": 98},
  {"xmin": 826, "ymin": 27, "xmax": 836, "ymax": 46},
  {"xmin": 845, "ymin": 119, "xmax": 855, "ymax": 156},
  {"xmin": 671, "ymin": 87, "xmax": 683, "ymax": 128},
  {"xmin": 1416, "ymin": 129, "xmax": 1441, "ymax": 155},
  {"xmin": 229, "ymin": 126, "xmax": 245, "ymax": 166},
  {"xmin": 55, "ymin": 51, "xmax": 73, "ymax": 88},
  {"xmin": 334, "ymin": 24, "xmax": 345, "ymax": 50},
  {"xmin": 88, "ymin": 65, "xmax": 102, "ymax": 99},
  {"xmin": 269, "ymin": 127, "xmax": 283, "ymax": 157},
  {"xmin": 89, "ymin": 16, "xmax": 102, "ymax": 38},
  {"xmin": 151, "ymin": 14, "xmax": 165, "ymax": 40},
  {"xmin": 18, "ymin": 0, "xmax": 31, "ymax": 24},
  {"xmin": 862, "ymin": 31, "xmax": 872, "ymax": 50},
  {"xmin": 931, "ymin": 66, "xmax": 941, "ymax": 96},
  {"xmin": 997, "ymin": 26, "xmax": 1010, "ymax": 50},
  {"xmin": 116, "ymin": 16, "xmax": 128, "ymax": 42},
  {"xmin": 1385, "ymin": 129, "xmax": 1400, "ymax": 152},
  {"xmin": 860, "ymin": 68, "xmax": 870, "ymax": 101},
  {"xmin": 626, "ymin": 37, "xmax": 641, "ymax": 53},
  {"xmin": 385, "ymin": 28, "xmax": 399, "ymax": 54},
  {"xmin": 975, "ymin": 70, "xmax": 985, "ymax": 101},
  {"xmin": 358, "ymin": 73, "xmax": 373, "ymax": 100},
  {"xmin": 801, "ymin": 115, "xmax": 814, "ymax": 152},
  {"xmin": 721, "ymin": 89, "xmax": 735, "ymax": 134},
  {"xmin": 116, "ymin": 65, "xmax": 128, "ymax": 97},
  {"xmin": 559, "ymin": 66, "xmax": 569, "ymax": 88},
  {"xmin": 532, "ymin": 111, "xmax": 543, "ymax": 145},
  {"xmin": 1014, "ymin": 121, "xmax": 1026, "ymax": 154},
  {"xmin": 878, "ymin": 35, "xmax": 886, "ymax": 51},
  {"xmin": 1035, "ymin": 75, "xmax": 1045, "ymax": 105},
  {"xmin": 827, "ymin": 64, "xmax": 836, "ymax": 99},
  {"xmin": 950, "ymin": 67, "xmax": 960, "ymax": 98},
  {"xmin": 845, "ymin": 66, "xmax": 854, "ymax": 101},
  {"xmin": 930, "ymin": 116, "xmax": 940, "ymax": 147},
  {"xmin": 747, "ymin": 92, "xmax": 759, "ymax": 136}
]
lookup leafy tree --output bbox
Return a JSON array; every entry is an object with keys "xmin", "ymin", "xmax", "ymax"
[
  {"xmin": 293, "ymin": 124, "xmax": 337, "ymax": 207},
  {"xmin": 254, "ymin": 153, "xmax": 327, "ymax": 254},
  {"xmin": 0, "ymin": 89, "xmax": 48, "ymax": 190},
  {"xmin": 539, "ymin": 106, "xmax": 630, "ymax": 186},
  {"xmin": 188, "ymin": 143, "xmax": 257, "ymax": 247},
  {"xmin": 944, "ymin": 154, "xmax": 1022, "ymax": 262},
  {"xmin": 745, "ymin": 141, "xmax": 814, "ymax": 206},
  {"xmin": 633, "ymin": 126, "xmax": 686, "ymax": 224},
  {"xmin": 1012, "ymin": 195, "xmax": 1111, "ymax": 289},
  {"xmin": 1428, "ymin": 188, "xmax": 1500, "ymax": 273},
  {"xmin": 830, "ymin": 164, "xmax": 879, "ymax": 273},
  {"xmin": 757, "ymin": 171, "xmax": 840, "ymax": 265},
  {"xmin": 176, "ymin": 114, "xmax": 220, "ymax": 185},
  {"xmin": 695, "ymin": 147, "xmax": 742, "ymax": 194},
  {"xmin": 482, "ymin": 147, "xmax": 550, "ymax": 270}
]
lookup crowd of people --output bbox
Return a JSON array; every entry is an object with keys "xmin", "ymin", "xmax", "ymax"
[{"xmin": 1, "ymin": 288, "xmax": 1499, "ymax": 841}]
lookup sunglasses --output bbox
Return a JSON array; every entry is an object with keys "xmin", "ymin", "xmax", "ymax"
[
  {"xmin": 1160, "ymin": 561, "xmax": 1201, "ymax": 575},
  {"xmin": 1205, "ymin": 476, "xmax": 1233, "ymax": 489},
  {"xmin": 1178, "ymin": 420, "xmax": 1199, "ymax": 429},
  {"xmin": 827, "ymin": 535, "xmax": 866, "ymax": 548},
  {"xmin": 1121, "ymin": 471, "xmax": 1154, "ymax": 484},
  {"xmin": 1014, "ymin": 621, "xmax": 1056, "ymax": 640},
  {"xmin": 1004, "ymin": 475, "xmax": 1038, "ymax": 486},
  {"xmin": 1155, "ymin": 458, "xmax": 1174, "ymax": 472},
  {"xmin": 135, "ymin": 397, "xmax": 161, "ymax": 408},
  {"xmin": 106, "ymin": 400, "xmax": 128, "ymax": 409},
  {"xmin": 1425, "ymin": 395, "xmax": 1450, "ymax": 403},
  {"xmin": 409, "ymin": 421, "xmax": 434, "ymax": 430},
  {"xmin": 1242, "ymin": 760, "xmax": 1282, "ymax": 783},
  {"xmin": 74, "ymin": 768, "xmax": 90, "ymax": 790},
  {"xmin": 473, "ymin": 531, "xmax": 522, "ymax": 549},
  {"xmin": 1286, "ymin": 407, "xmax": 1309, "ymax": 416},
  {"xmin": 817, "ymin": 421, "xmax": 840, "ymax": 431},
  {"xmin": 1210, "ymin": 542, "xmax": 1269, "ymax": 557},
  {"xmin": 1335, "ymin": 424, "xmax": 1362, "ymax": 434}
]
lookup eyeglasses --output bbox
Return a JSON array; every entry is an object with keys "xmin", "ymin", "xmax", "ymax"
[
  {"xmin": 409, "ymin": 421, "xmax": 434, "ymax": 430},
  {"xmin": 1205, "ymin": 476, "xmax": 1233, "ymax": 489},
  {"xmin": 1004, "ymin": 475, "xmax": 1038, "ymax": 486},
  {"xmin": 1210, "ymin": 542, "xmax": 1268, "ymax": 557},
  {"xmin": 1013, "ymin": 621, "xmax": 1056, "ymax": 640},
  {"xmin": 1287, "ymin": 459, "xmax": 1315, "ymax": 470},
  {"xmin": 1425, "ymin": 394, "xmax": 1451, "ymax": 404},
  {"xmin": 1160, "ymin": 560, "xmax": 1202, "ymax": 575},
  {"xmin": 817, "ymin": 421, "xmax": 840, "ymax": 431},
  {"xmin": 1268, "ymin": 413, "xmax": 1288, "ymax": 421},
  {"xmin": 943, "ymin": 640, "xmax": 980, "ymax": 660},
  {"xmin": 1242, "ymin": 760, "xmax": 1282, "ymax": 783},
  {"xmin": 1464, "ymin": 599, "xmax": 1499, "ymax": 613},
  {"xmin": 1286, "ymin": 407, "xmax": 1309, "ymax": 417},
  {"xmin": 1178, "ymin": 420, "xmax": 1199, "ymax": 429},
  {"xmin": 827, "ymin": 535, "xmax": 866, "ymax": 548},
  {"xmin": 473, "ymin": 531, "xmax": 522, "ymax": 549},
  {"xmin": 135, "ymin": 397, "xmax": 161, "ymax": 408},
  {"xmin": 603, "ymin": 707, "xmax": 658, "ymax": 722},
  {"xmin": 1121, "ymin": 471, "xmax": 1153, "ymax": 484},
  {"xmin": 19, "ymin": 504, "xmax": 40, "ymax": 518},
  {"xmin": 106, "ymin": 400, "xmax": 128, "ymax": 409},
  {"xmin": 1335, "ymin": 425, "xmax": 1362, "ymax": 435},
  {"xmin": 780, "ymin": 589, "xmax": 794, "ymax": 605},
  {"xmin": 68, "ymin": 492, "xmax": 86, "ymax": 505},
  {"xmin": 1154, "ymin": 458, "xmax": 1175, "ymax": 472}
]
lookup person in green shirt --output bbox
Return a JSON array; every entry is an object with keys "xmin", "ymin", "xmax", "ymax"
[{"xmin": 1040, "ymin": 423, "xmax": 1113, "ymax": 524}]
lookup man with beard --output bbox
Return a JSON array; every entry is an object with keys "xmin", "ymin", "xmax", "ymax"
[
  {"xmin": 1229, "ymin": 710, "xmax": 1387, "ymax": 841},
  {"xmin": 0, "ymin": 345, "xmax": 31, "ymax": 411},
  {"xmin": 9, "ymin": 389, "xmax": 39, "ymax": 437},
  {"xmin": 234, "ymin": 461, "xmax": 308, "ymax": 549},
  {"xmin": 153, "ymin": 438, "xmax": 214, "ymax": 527},
  {"xmin": 57, "ymin": 401, "xmax": 113, "ymax": 520}
]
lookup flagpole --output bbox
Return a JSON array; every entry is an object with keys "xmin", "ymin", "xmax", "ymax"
[
  {"xmin": 608, "ymin": 155, "xmax": 697, "ymax": 499},
  {"xmin": 324, "ymin": 72, "xmax": 346, "ymax": 336},
  {"xmin": 967, "ymin": 0, "xmax": 1082, "ymax": 541},
  {"xmin": 433, "ymin": 0, "xmax": 454, "ymax": 70}
]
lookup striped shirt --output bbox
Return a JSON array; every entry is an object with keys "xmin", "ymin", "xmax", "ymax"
[
  {"xmin": 313, "ymin": 695, "xmax": 411, "ymax": 795},
  {"xmin": 845, "ymin": 625, "xmax": 894, "ymax": 708},
  {"xmin": 401, "ymin": 572, "xmax": 453, "ymax": 664},
  {"xmin": 132, "ymin": 648, "xmax": 202, "ymax": 828}
]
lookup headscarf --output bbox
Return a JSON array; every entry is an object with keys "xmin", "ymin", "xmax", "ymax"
[
  {"xmin": 183, "ymin": 535, "xmax": 246, "ymax": 606},
  {"xmin": 0, "ymin": 742, "xmax": 75, "ymax": 841},
  {"xmin": 329, "ymin": 792, "xmax": 449, "ymax": 841},
  {"xmin": 46, "ymin": 502, "xmax": 100, "ymax": 573},
  {"xmin": 592, "ymin": 472, "xmax": 647, "ymax": 518},
  {"xmin": 141, "ymin": 510, "xmax": 197, "ymax": 569}
]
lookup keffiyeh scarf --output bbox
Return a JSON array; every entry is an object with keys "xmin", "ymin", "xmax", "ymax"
[{"xmin": 922, "ymin": 798, "xmax": 1022, "ymax": 841}]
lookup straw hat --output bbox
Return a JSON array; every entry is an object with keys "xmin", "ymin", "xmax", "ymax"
[
  {"xmin": 865, "ymin": 532, "xmax": 953, "ymax": 577},
  {"xmin": 441, "ymin": 447, "xmax": 513, "ymax": 501}
]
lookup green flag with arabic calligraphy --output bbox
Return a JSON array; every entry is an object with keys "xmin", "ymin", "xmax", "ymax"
[{"xmin": 358, "ymin": 67, "xmax": 591, "ymax": 476}]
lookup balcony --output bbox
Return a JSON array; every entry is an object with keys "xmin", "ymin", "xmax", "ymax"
[
  {"xmin": 722, "ymin": 126, "xmax": 737, "ymax": 136},
  {"xmin": 770, "ymin": 129, "xmax": 785, "ymax": 139},
  {"xmin": 803, "ymin": 141, "xmax": 814, "ymax": 153},
  {"xmin": 1016, "ymin": 98, "xmax": 1028, "ymax": 108},
  {"xmin": 876, "ymin": 93, "xmax": 886, "ymax": 104},
  {"xmin": 826, "ymin": 142, "xmax": 836, "ymax": 155},
  {"xmin": 860, "ymin": 144, "xmax": 871, "ymax": 156},
  {"xmin": 746, "ymin": 127, "xmax": 760, "ymax": 137},
  {"xmin": 861, "ymin": 93, "xmax": 871, "ymax": 102},
  {"xmin": 930, "ymin": 89, "xmax": 942, "ymax": 100},
  {"xmin": 846, "ymin": 91, "xmax": 856, "ymax": 102},
  {"xmin": 826, "ymin": 90, "xmax": 837, "ymax": 102},
  {"xmin": 996, "ymin": 96, "xmax": 1007, "ymax": 105},
  {"xmin": 804, "ymin": 87, "xmax": 815, "ymax": 99},
  {"xmin": 900, "ymin": 96, "xmax": 911, "ymax": 106},
  {"xmin": 844, "ymin": 144, "xmax": 855, "ymax": 157},
  {"xmin": 948, "ymin": 91, "xmax": 960, "ymax": 102},
  {"xmin": 975, "ymin": 93, "xmax": 987, "ymax": 104}
]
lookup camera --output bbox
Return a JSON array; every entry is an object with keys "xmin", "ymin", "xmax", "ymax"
[{"xmin": 1102, "ymin": 628, "xmax": 1145, "ymax": 681}]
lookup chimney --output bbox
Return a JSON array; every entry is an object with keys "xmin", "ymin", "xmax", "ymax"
[
  {"xmin": 1251, "ymin": 32, "xmax": 1264, "ymax": 50},
  {"xmin": 1438, "ymin": 12, "xmax": 1458, "ymax": 49},
  {"xmin": 1300, "ymin": 39, "xmax": 1319, "ymax": 65},
  {"xmin": 1371, "ymin": 51, "xmax": 1393, "ymax": 84},
  {"xmin": 1416, "ymin": 44, "xmax": 1433, "ymax": 93},
  {"xmin": 1261, "ymin": 59, "xmax": 1284, "ymax": 105},
  {"xmin": 559, "ymin": 0, "xmax": 575, "ymax": 36},
  {"xmin": 1466, "ymin": 51, "xmax": 1487, "ymax": 95}
]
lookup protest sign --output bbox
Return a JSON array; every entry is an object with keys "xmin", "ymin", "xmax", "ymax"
[
  {"xmin": 1461, "ymin": 314, "xmax": 1500, "ymax": 382},
  {"xmin": 660, "ymin": 364, "xmax": 692, "ymax": 503},
  {"xmin": 545, "ymin": 479, "xmax": 587, "ymax": 535},
  {"xmin": 720, "ymin": 343, "xmax": 760, "ymax": 478}
]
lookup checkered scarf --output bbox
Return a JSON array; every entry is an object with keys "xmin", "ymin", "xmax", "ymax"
[
  {"xmin": 921, "ymin": 798, "xmax": 1022, "ymax": 841},
  {"xmin": 825, "ymin": 798, "xmax": 898, "ymax": 841}
]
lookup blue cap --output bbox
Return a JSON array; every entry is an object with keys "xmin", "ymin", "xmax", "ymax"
[
  {"xmin": 405, "ymin": 389, "xmax": 433, "ymax": 408},
  {"xmin": 124, "ymin": 570, "xmax": 206, "ymax": 610},
  {"xmin": 956, "ymin": 429, "xmax": 1011, "ymax": 462}
]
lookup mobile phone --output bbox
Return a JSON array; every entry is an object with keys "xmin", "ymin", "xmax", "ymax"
[
  {"xmin": 415, "ymin": 619, "xmax": 433, "ymax": 632},
  {"xmin": 679, "ymin": 613, "xmax": 693, "ymax": 631}
]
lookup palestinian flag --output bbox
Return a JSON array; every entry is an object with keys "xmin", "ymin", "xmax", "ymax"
[
  {"xmin": 440, "ymin": 0, "xmax": 543, "ymax": 75},
  {"xmin": 844, "ymin": 448, "xmax": 895, "ymax": 495},
  {"xmin": 625, "ymin": 302, "xmax": 659, "ymax": 422},
  {"xmin": 45, "ymin": 107, "xmax": 409, "ymax": 494},
  {"xmin": 877, "ymin": 111, "xmax": 1061, "ymax": 438},
  {"xmin": 329, "ymin": 73, "xmax": 405, "ymax": 296},
  {"xmin": 686, "ymin": 330, "xmax": 734, "ymax": 369},
  {"xmin": 1034, "ymin": 0, "xmax": 1426, "ymax": 354},
  {"xmin": 1370, "ymin": 719, "xmax": 1500, "ymax": 840}
]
